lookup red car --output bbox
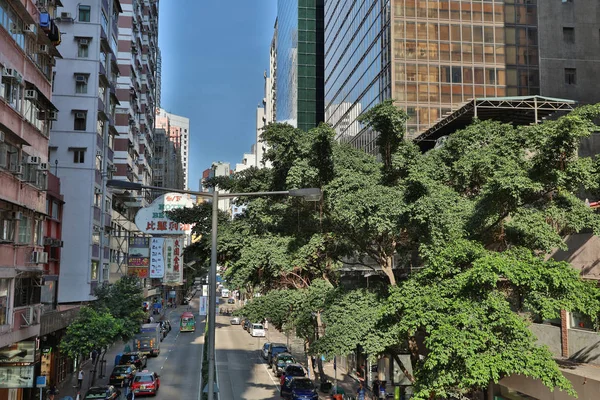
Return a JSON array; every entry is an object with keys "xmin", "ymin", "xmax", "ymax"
[{"xmin": 131, "ymin": 370, "xmax": 160, "ymax": 396}]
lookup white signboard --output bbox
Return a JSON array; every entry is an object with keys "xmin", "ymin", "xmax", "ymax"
[
  {"xmin": 202, "ymin": 285, "xmax": 208, "ymax": 297},
  {"xmin": 199, "ymin": 296, "xmax": 208, "ymax": 316},
  {"xmin": 0, "ymin": 366, "xmax": 35, "ymax": 388},
  {"xmin": 135, "ymin": 193, "xmax": 194, "ymax": 235},
  {"xmin": 163, "ymin": 238, "xmax": 184, "ymax": 286},
  {"xmin": 149, "ymin": 238, "xmax": 165, "ymax": 278}
]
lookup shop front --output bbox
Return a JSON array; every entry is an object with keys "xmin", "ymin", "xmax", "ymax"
[{"xmin": 0, "ymin": 340, "xmax": 39, "ymax": 400}]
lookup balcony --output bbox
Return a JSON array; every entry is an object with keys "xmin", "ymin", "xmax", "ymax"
[{"xmin": 0, "ymin": 305, "xmax": 43, "ymax": 348}]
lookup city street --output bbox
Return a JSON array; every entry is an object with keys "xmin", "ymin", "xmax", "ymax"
[{"xmin": 214, "ymin": 314, "xmax": 279, "ymax": 399}]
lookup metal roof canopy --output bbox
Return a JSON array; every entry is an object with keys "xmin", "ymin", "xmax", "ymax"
[{"xmin": 414, "ymin": 95, "xmax": 577, "ymax": 151}]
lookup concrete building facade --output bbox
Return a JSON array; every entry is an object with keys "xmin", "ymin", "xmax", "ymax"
[
  {"xmin": 50, "ymin": 0, "xmax": 122, "ymax": 303},
  {"xmin": 151, "ymin": 126, "xmax": 183, "ymax": 194},
  {"xmin": 155, "ymin": 108, "xmax": 189, "ymax": 188}
]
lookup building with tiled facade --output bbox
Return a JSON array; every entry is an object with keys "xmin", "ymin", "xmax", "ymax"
[{"xmin": 155, "ymin": 108, "xmax": 189, "ymax": 189}]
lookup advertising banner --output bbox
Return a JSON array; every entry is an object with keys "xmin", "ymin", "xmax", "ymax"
[
  {"xmin": 0, "ymin": 341, "xmax": 36, "ymax": 364},
  {"xmin": 128, "ymin": 237, "xmax": 150, "ymax": 278},
  {"xmin": 149, "ymin": 238, "xmax": 165, "ymax": 278},
  {"xmin": 163, "ymin": 238, "xmax": 183, "ymax": 285},
  {"xmin": 199, "ymin": 296, "xmax": 207, "ymax": 316},
  {"xmin": 135, "ymin": 193, "xmax": 194, "ymax": 235},
  {"xmin": 0, "ymin": 365, "xmax": 35, "ymax": 388}
]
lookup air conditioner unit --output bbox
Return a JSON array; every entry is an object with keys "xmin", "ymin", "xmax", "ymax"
[
  {"xmin": 38, "ymin": 44, "xmax": 49, "ymax": 54},
  {"xmin": 23, "ymin": 24, "xmax": 36, "ymax": 35},
  {"xmin": 2, "ymin": 68, "xmax": 16, "ymax": 78},
  {"xmin": 37, "ymin": 111, "xmax": 46, "ymax": 120},
  {"xmin": 94, "ymin": 187, "xmax": 102, "ymax": 194},
  {"xmin": 75, "ymin": 112, "xmax": 86, "ymax": 119},
  {"xmin": 109, "ymin": 165, "xmax": 117, "ymax": 172},
  {"xmin": 96, "ymin": 150, "xmax": 103, "ymax": 157},
  {"xmin": 0, "ymin": 131, "xmax": 5, "ymax": 143},
  {"xmin": 32, "ymin": 251, "xmax": 48, "ymax": 264},
  {"xmin": 9, "ymin": 164, "xmax": 23, "ymax": 175},
  {"xmin": 57, "ymin": 240, "xmax": 64, "ymax": 247},
  {"xmin": 48, "ymin": 110, "xmax": 58, "ymax": 121},
  {"xmin": 25, "ymin": 89, "xmax": 38, "ymax": 100},
  {"xmin": 43, "ymin": 237, "xmax": 54, "ymax": 246},
  {"xmin": 79, "ymin": 38, "xmax": 89, "ymax": 45},
  {"xmin": 27, "ymin": 156, "xmax": 40, "ymax": 164},
  {"xmin": 10, "ymin": 23, "xmax": 20, "ymax": 34},
  {"xmin": 10, "ymin": 211, "xmax": 23, "ymax": 220},
  {"xmin": 60, "ymin": 12, "xmax": 72, "ymax": 20},
  {"xmin": 37, "ymin": 162, "xmax": 49, "ymax": 171},
  {"xmin": 75, "ymin": 75, "xmax": 88, "ymax": 83}
]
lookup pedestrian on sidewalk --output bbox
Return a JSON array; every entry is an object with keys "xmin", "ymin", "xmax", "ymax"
[
  {"xmin": 75, "ymin": 391, "xmax": 81, "ymax": 400},
  {"xmin": 77, "ymin": 368, "xmax": 84, "ymax": 389},
  {"xmin": 91, "ymin": 349, "xmax": 98, "ymax": 364},
  {"xmin": 356, "ymin": 382, "xmax": 366, "ymax": 400},
  {"xmin": 47, "ymin": 385, "xmax": 58, "ymax": 400}
]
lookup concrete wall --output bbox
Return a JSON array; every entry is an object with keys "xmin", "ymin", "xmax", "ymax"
[
  {"xmin": 568, "ymin": 329, "xmax": 600, "ymax": 365},
  {"xmin": 530, "ymin": 323, "xmax": 562, "ymax": 358},
  {"xmin": 499, "ymin": 370, "xmax": 600, "ymax": 400},
  {"xmin": 549, "ymin": 233, "xmax": 600, "ymax": 280},
  {"xmin": 538, "ymin": 0, "xmax": 600, "ymax": 104}
]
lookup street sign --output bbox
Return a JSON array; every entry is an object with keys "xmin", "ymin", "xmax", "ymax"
[
  {"xmin": 199, "ymin": 296, "xmax": 207, "ymax": 316},
  {"xmin": 35, "ymin": 376, "xmax": 47, "ymax": 388}
]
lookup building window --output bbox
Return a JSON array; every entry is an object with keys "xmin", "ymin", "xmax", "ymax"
[
  {"xmin": 0, "ymin": 278, "xmax": 9, "ymax": 325},
  {"xmin": 73, "ymin": 150, "xmax": 85, "ymax": 164},
  {"xmin": 0, "ymin": 216, "xmax": 15, "ymax": 242},
  {"xmin": 102, "ymin": 263, "xmax": 109, "ymax": 282},
  {"xmin": 565, "ymin": 68, "xmax": 576, "ymax": 85},
  {"xmin": 74, "ymin": 112, "xmax": 87, "ymax": 131},
  {"xmin": 562, "ymin": 27, "xmax": 574, "ymax": 43},
  {"xmin": 79, "ymin": 5, "xmax": 91, "ymax": 22},
  {"xmin": 78, "ymin": 42, "xmax": 89, "ymax": 58},
  {"xmin": 91, "ymin": 260, "xmax": 98, "ymax": 281},
  {"xmin": 52, "ymin": 201, "xmax": 59, "ymax": 220},
  {"xmin": 75, "ymin": 75, "xmax": 88, "ymax": 94},
  {"xmin": 18, "ymin": 216, "xmax": 31, "ymax": 244}
]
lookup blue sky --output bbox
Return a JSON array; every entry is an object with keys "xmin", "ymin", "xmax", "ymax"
[{"xmin": 158, "ymin": 1, "xmax": 277, "ymax": 191}]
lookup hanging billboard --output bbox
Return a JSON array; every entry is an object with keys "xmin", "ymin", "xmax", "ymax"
[
  {"xmin": 0, "ymin": 365, "xmax": 35, "ymax": 388},
  {"xmin": 0, "ymin": 341, "xmax": 36, "ymax": 364},
  {"xmin": 128, "ymin": 237, "xmax": 150, "ymax": 278},
  {"xmin": 135, "ymin": 193, "xmax": 194, "ymax": 235},
  {"xmin": 163, "ymin": 238, "xmax": 183, "ymax": 286},
  {"xmin": 149, "ymin": 238, "xmax": 165, "ymax": 278}
]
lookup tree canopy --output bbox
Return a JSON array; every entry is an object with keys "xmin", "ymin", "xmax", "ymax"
[{"xmin": 171, "ymin": 101, "xmax": 600, "ymax": 399}]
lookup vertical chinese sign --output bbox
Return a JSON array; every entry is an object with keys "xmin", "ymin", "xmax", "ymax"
[
  {"xmin": 150, "ymin": 238, "xmax": 165, "ymax": 278},
  {"xmin": 128, "ymin": 237, "xmax": 150, "ymax": 278},
  {"xmin": 163, "ymin": 238, "xmax": 183, "ymax": 285}
]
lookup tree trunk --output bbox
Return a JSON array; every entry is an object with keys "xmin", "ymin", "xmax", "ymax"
[
  {"xmin": 392, "ymin": 353, "xmax": 415, "ymax": 383},
  {"xmin": 314, "ymin": 312, "xmax": 327, "ymax": 383},
  {"xmin": 381, "ymin": 255, "xmax": 396, "ymax": 286}
]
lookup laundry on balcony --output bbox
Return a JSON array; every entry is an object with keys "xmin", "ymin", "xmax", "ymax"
[{"xmin": 39, "ymin": 13, "xmax": 51, "ymax": 32}]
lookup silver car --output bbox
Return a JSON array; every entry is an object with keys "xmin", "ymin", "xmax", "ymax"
[{"xmin": 230, "ymin": 316, "xmax": 241, "ymax": 325}]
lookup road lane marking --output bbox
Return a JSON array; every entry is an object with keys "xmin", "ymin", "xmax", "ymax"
[{"xmin": 259, "ymin": 356, "xmax": 281, "ymax": 393}]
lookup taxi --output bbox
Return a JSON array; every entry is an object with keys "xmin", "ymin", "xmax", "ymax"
[{"xmin": 131, "ymin": 370, "xmax": 160, "ymax": 396}]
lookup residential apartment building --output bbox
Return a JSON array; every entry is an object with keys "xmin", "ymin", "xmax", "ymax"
[
  {"xmin": 151, "ymin": 126, "xmax": 184, "ymax": 194},
  {"xmin": 256, "ymin": 20, "xmax": 277, "ymax": 168},
  {"xmin": 325, "ymin": 0, "xmax": 600, "ymax": 153},
  {"xmin": 50, "ymin": 0, "xmax": 122, "ymax": 302},
  {"xmin": 155, "ymin": 108, "xmax": 189, "ymax": 188},
  {"xmin": 0, "ymin": 0, "xmax": 66, "ymax": 397},
  {"xmin": 276, "ymin": 0, "xmax": 324, "ymax": 131},
  {"xmin": 113, "ymin": 0, "xmax": 159, "ymax": 206},
  {"xmin": 235, "ymin": 145, "xmax": 257, "ymax": 173},
  {"xmin": 200, "ymin": 162, "xmax": 231, "ymax": 214}
]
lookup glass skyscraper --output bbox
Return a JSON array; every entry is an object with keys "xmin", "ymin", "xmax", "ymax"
[{"xmin": 277, "ymin": 0, "xmax": 325, "ymax": 131}]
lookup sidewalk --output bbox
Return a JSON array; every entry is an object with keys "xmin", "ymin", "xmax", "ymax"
[
  {"xmin": 57, "ymin": 305, "xmax": 181, "ymax": 399},
  {"xmin": 266, "ymin": 327, "xmax": 362, "ymax": 399}
]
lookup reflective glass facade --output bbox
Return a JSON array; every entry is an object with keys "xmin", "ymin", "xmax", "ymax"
[
  {"xmin": 325, "ymin": 0, "xmax": 392, "ymax": 154},
  {"xmin": 277, "ymin": 0, "xmax": 325, "ymax": 131},
  {"xmin": 325, "ymin": 0, "xmax": 541, "ymax": 148}
]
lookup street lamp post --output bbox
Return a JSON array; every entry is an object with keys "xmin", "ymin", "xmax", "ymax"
[{"xmin": 106, "ymin": 180, "xmax": 321, "ymax": 400}]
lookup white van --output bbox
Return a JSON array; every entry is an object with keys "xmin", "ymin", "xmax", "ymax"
[{"xmin": 250, "ymin": 323, "xmax": 265, "ymax": 337}]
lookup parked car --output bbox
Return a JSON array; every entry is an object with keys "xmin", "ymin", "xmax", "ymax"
[
  {"xmin": 250, "ymin": 323, "xmax": 265, "ymax": 337},
  {"xmin": 83, "ymin": 386, "xmax": 121, "ymax": 400},
  {"xmin": 118, "ymin": 352, "xmax": 147, "ymax": 369},
  {"xmin": 131, "ymin": 370, "xmax": 160, "ymax": 396},
  {"xmin": 227, "ymin": 298, "xmax": 235, "ymax": 304},
  {"xmin": 261, "ymin": 342, "xmax": 271, "ymax": 360},
  {"xmin": 109, "ymin": 364, "xmax": 137, "ymax": 386},
  {"xmin": 281, "ymin": 377, "xmax": 318, "ymax": 400},
  {"xmin": 280, "ymin": 363, "xmax": 306, "ymax": 387},
  {"xmin": 230, "ymin": 316, "xmax": 241, "ymax": 325},
  {"xmin": 267, "ymin": 343, "xmax": 288, "ymax": 365},
  {"xmin": 242, "ymin": 319, "xmax": 252, "ymax": 331},
  {"xmin": 272, "ymin": 352, "xmax": 295, "ymax": 376}
]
